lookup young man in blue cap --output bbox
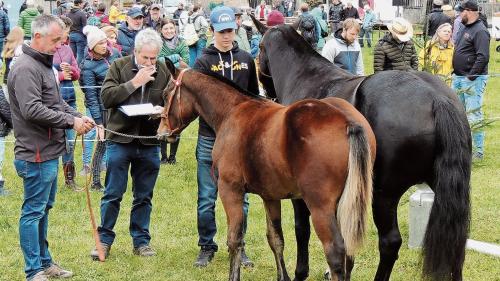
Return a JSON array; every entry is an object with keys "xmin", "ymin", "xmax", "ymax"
[
  {"xmin": 192, "ymin": 5, "xmax": 259, "ymax": 268},
  {"xmin": 452, "ymin": 0, "xmax": 490, "ymax": 160},
  {"xmin": 117, "ymin": 6, "xmax": 144, "ymax": 56}
]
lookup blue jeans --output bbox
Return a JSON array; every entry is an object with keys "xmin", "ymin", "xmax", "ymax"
[
  {"xmin": 196, "ymin": 135, "xmax": 249, "ymax": 250},
  {"xmin": 14, "ymin": 158, "xmax": 59, "ymax": 279},
  {"xmin": 0, "ymin": 136, "xmax": 4, "ymax": 179},
  {"xmin": 69, "ymin": 32, "xmax": 86, "ymax": 66},
  {"xmin": 98, "ymin": 141, "xmax": 160, "ymax": 248},
  {"xmin": 62, "ymin": 100, "xmax": 77, "ymax": 164},
  {"xmin": 452, "ymin": 75, "xmax": 488, "ymax": 156},
  {"xmin": 188, "ymin": 38, "xmax": 206, "ymax": 68},
  {"xmin": 359, "ymin": 28, "xmax": 372, "ymax": 47}
]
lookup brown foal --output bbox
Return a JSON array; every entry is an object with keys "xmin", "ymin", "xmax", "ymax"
[{"xmin": 158, "ymin": 67, "xmax": 376, "ymax": 281}]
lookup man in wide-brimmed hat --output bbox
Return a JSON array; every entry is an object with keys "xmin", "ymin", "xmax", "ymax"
[{"xmin": 373, "ymin": 17, "xmax": 418, "ymax": 72}]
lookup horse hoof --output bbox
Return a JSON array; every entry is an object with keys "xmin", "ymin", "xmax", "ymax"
[{"xmin": 324, "ymin": 269, "xmax": 331, "ymax": 280}]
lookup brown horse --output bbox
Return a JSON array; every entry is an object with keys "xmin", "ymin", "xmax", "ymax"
[{"xmin": 158, "ymin": 65, "xmax": 376, "ymax": 281}]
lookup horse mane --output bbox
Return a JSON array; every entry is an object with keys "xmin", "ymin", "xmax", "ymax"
[
  {"xmin": 269, "ymin": 25, "xmax": 325, "ymax": 59},
  {"xmin": 194, "ymin": 69, "xmax": 265, "ymax": 100}
]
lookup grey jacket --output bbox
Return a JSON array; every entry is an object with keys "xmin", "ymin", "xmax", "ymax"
[{"xmin": 7, "ymin": 44, "xmax": 81, "ymax": 162}]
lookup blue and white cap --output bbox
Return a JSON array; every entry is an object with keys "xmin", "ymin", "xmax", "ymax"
[{"xmin": 210, "ymin": 6, "xmax": 237, "ymax": 32}]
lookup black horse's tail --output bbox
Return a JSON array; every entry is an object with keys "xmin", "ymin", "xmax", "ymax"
[{"xmin": 423, "ymin": 98, "xmax": 472, "ymax": 281}]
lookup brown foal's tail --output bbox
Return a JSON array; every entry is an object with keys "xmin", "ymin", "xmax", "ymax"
[{"xmin": 337, "ymin": 124, "xmax": 373, "ymax": 257}]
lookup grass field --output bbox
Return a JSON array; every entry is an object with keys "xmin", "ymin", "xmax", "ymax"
[{"xmin": 0, "ymin": 37, "xmax": 499, "ymax": 281}]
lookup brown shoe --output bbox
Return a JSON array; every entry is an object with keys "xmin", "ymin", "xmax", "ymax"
[
  {"xmin": 29, "ymin": 271, "xmax": 48, "ymax": 281},
  {"xmin": 44, "ymin": 263, "xmax": 73, "ymax": 278},
  {"xmin": 133, "ymin": 245, "xmax": 156, "ymax": 257},
  {"xmin": 90, "ymin": 243, "xmax": 111, "ymax": 261}
]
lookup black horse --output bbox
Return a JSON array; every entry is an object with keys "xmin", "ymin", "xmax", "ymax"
[{"xmin": 252, "ymin": 22, "xmax": 472, "ymax": 281}]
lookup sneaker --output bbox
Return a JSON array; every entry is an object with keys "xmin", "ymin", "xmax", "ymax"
[
  {"xmin": 44, "ymin": 263, "xmax": 73, "ymax": 278},
  {"xmin": 29, "ymin": 271, "xmax": 48, "ymax": 281},
  {"xmin": 79, "ymin": 164, "xmax": 91, "ymax": 176},
  {"xmin": 160, "ymin": 157, "xmax": 169, "ymax": 165},
  {"xmin": 133, "ymin": 245, "xmax": 156, "ymax": 257},
  {"xmin": 90, "ymin": 243, "xmax": 111, "ymax": 261},
  {"xmin": 240, "ymin": 248, "xmax": 254, "ymax": 268},
  {"xmin": 90, "ymin": 182, "xmax": 105, "ymax": 192},
  {"xmin": 193, "ymin": 247, "xmax": 215, "ymax": 267}
]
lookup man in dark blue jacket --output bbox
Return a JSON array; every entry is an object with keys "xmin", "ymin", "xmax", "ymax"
[
  {"xmin": 192, "ymin": 5, "xmax": 259, "ymax": 269},
  {"xmin": 452, "ymin": 0, "xmax": 490, "ymax": 160},
  {"xmin": 118, "ymin": 7, "xmax": 144, "ymax": 56}
]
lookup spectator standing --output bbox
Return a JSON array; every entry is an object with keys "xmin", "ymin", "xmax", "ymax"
[
  {"xmin": 293, "ymin": 3, "xmax": 321, "ymax": 50},
  {"xmin": 322, "ymin": 18, "xmax": 364, "ymax": 75},
  {"xmin": 234, "ymin": 8, "xmax": 251, "ymax": 53},
  {"xmin": 310, "ymin": 5, "xmax": 329, "ymax": 50},
  {"xmin": 67, "ymin": 0, "xmax": 87, "ymax": 65},
  {"xmin": 329, "ymin": 0, "xmax": 344, "ymax": 34},
  {"xmin": 452, "ymin": 5, "xmax": 462, "ymax": 44},
  {"xmin": 1, "ymin": 27, "xmax": 24, "ymax": 93},
  {"xmin": 192, "ymin": 5, "xmax": 258, "ymax": 268},
  {"xmin": 173, "ymin": 3, "xmax": 184, "ymax": 20},
  {"xmin": 0, "ymin": 6, "xmax": 9, "ymax": 54},
  {"xmin": 0, "ymin": 82, "xmax": 11, "ymax": 196},
  {"xmin": 145, "ymin": 3, "xmax": 162, "ymax": 31},
  {"xmin": 80, "ymin": 25, "xmax": 121, "ymax": 190},
  {"xmin": 452, "ymin": 0, "xmax": 490, "ymax": 160},
  {"xmin": 117, "ymin": 7, "xmax": 144, "ymax": 56},
  {"xmin": 54, "ymin": 16, "xmax": 81, "ymax": 189},
  {"xmin": 320, "ymin": 5, "xmax": 327, "ymax": 21},
  {"xmin": 343, "ymin": 1, "xmax": 359, "ymax": 20},
  {"xmin": 158, "ymin": 18, "xmax": 188, "ymax": 164},
  {"xmin": 108, "ymin": 0, "xmax": 123, "ymax": 26},
  {"xmin": 419, "ymin": 23, "xmax": 454, "ymax": 80},
  {"xmin": 273, "ymin": 1, "xmax": 286, "ymax": 16},
  {"xmin": 87, "ymin": 3, "xmax": 110, "ymax": 26},
  {"xmin": 90, "ymin": 28, "xmax": 169, "ymax": 260},
  {"xmin": 255, "ymin": 0, "xmax": 271, "ymax": 21},
  {"xmin": 187, "ymin": 4, "xmax": 208, "ymax": 67},
  {"xmin": 426, "ymin": 0, "xmax": 452, "ymax": 37},
  {"xmin": 18, "ymin": 0, "xmax": 40, "ymax": 39},
  {"xmin": 102, "ymin": 24, "xmax": 122, "ymax": 53},
  {"xmin": 359, "ymin": 4, "xmax": 376, "ymax": 47},
  {"xmin": 284, "ymin": 0, "xmax": 294, "ymax": 17},
  {"xmin": 373, "ymin": 17, "xmax": 418, "ymax": 72},
  {"xmin": 8, "ymin": 14, "xmax": 94, "ymax": 281}
]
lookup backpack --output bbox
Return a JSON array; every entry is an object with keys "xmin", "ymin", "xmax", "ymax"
[
  {"xmin": 298, "ymin": 13, "xmax": 318, "ymax": 48},
  {"xmin": 183, "ymin": 15, "xmax": 200, "ymax": 46}
]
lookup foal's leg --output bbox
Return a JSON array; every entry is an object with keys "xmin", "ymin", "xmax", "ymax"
[
  {"xmin": 263, "ymin": 200, "xmax": 290, "ymax": 281},
  {"xmin": 292, "ymin": 199, "xmax": 311, "ymax": 281},
  {"xmin": 219, "ymin": 182, "xmax": 245, "ymax": 281},
  {"xmin": 372, "ymin": 193, "xmax": 402, "ymax": 281}
]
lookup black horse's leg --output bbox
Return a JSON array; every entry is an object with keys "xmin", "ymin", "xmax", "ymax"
[
  {"xmin": 292, "ymin": 199, "xmax": 311, "ymax": 281},
  {"xmin": 219, "ymin": 182, "xmax": 245, "ymax": 281},
  {"xmin": 263, "ymin": 200, "xmax": 290, "ymax": 281},
  {"xmin": 372, "ymin": 193, "xmax": 402, "ymax": 281}
]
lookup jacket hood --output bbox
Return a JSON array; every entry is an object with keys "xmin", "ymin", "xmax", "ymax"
[
  {"xmin": 382, "ymin": 32, "xmax": 399, "ymax": 44},
  {"xmin": 119, "ymin": 23, "xmax": 139, "ymax": 36},
  {"xmin": 25, "ymin": 8, "xmax": 39, "ymax": 16},
  {"xmin": 22, "ymin": 44, "xmax": 53, "ymax": 68},
  {"xmin": 203, "ymin": 42, "xmax": 240, "ymax": 55},
  {"xmin": 70, "ymin": 7, "xmax": 81, "ymax": 13},
  {"xmin": 334, "ymin": 29, "xmax": 355, "ymax": 47}
]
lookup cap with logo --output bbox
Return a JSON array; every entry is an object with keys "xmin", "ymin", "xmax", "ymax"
[
  {"xmin": 127, "ymin": 7, "xmax": 144, "ymax": 18},
  {"xmin": 456, "ymin": 0, "xmax": 479, "ymax": 12},
  {"xmin": 210, "ymin": 6, "xmax": 237, "ymax": 32}
]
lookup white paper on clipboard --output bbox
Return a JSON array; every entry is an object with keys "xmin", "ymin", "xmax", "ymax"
[{"xmin": 119, "ymin": 103, "xmax": 155, "ymax": 116}]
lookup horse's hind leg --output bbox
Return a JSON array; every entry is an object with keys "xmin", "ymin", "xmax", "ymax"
[
  {"xmin": 263, "ymin": 200, "xmax": 291, "ymax": 281},
  {"xmin": 219, "ymin": 181, "xmax": 245, "ymax": 281},
  {"xmin": 373, "ymin": 193, "xmax": 402, "ymax": 281},
  {"xmin": 292, "ymin": 199, "xmax": 311, "ymax": 281}
]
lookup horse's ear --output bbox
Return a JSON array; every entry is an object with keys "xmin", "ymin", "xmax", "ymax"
[
  {"xmin": 164, "ymin": 57, "xmax": 177, "ymax": 78},
  {"xmin": 249, "ymin": 14, "xmax": 268, "ymax": 35}
]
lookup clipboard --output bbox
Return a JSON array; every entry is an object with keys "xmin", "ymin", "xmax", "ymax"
[{"xmin": 119, "ymin": 103, "xmax": 155, "ymax": 116}]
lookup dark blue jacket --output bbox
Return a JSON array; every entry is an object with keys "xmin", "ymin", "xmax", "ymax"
[
  {"xmin": 453, "ymin": 19, "xmax": 490, "ymax": 76},
  {"xmin": 80, "ymin": 48, "xmax": 121, "ymax": 125},
  {"xmin": 0, "ymin": 9, "xmax": 9, "ymax": 38},
  {"xmin": 117, "ymin": 23, "xmax": 139, "ymax": 56}
]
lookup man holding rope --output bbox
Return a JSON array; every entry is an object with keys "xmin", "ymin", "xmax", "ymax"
[
  {"xmin": 8, "ymin": 15, "xmax": 95, "ymax": 281},
  {"xmin": 90, "ymin": 28, "xmax": 169, "ymax": 260}
]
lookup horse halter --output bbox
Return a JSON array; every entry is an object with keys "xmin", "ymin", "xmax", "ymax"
[{"xmin": 161, "ymin": 68, "xmax": 188, "ymax": 137}]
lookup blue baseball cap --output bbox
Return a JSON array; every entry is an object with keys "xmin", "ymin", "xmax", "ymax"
[
  {"xmin": 210, "ymin": 6, "xmax": 237, "ymax": 32},
  {"xmin": 127, "ymin": 7, "xmax": 144, "ymax": 18}
]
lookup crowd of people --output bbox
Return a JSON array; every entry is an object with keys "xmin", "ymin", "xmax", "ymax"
[{"xmin": 0, "ymin": 0, "xmax": 492, "ymax": 280}]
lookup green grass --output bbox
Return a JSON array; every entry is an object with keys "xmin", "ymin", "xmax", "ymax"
[{"xmin": 0, "ymin": 39, "xmax": 499, "ymax": 280}]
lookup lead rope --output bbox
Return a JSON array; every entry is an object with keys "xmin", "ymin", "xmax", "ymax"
[{"xmin": 81, "ymin": 134, "xmax": 106, "ymax": 262}]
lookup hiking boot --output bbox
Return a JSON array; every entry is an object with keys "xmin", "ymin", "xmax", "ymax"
[
  {"xmin": 167, "ymin": 155, "xmax": 177, "ymax": 165},
  {"xmin": 79, "ymin": 164, "xmax": 91, "ymax": 176},
  {"xmin": 28, "ymin": 271, "xmax": 48, "ymax": 281},
  {"xmin": 63, "ymin": 161, "xmax": 78, "ymax": 190},
  {"xmin": 133, "ymin": 245, "xmax": 156, "ymax": 257},
  {"xmin": 44, "ymin": 263, "xmax": 73, "ymax": 278},
  {"xmin": 194, "ymin": 247, "xmax": 215, "ymax": 267},
  {"xmin": 90, "ymin": 182, "xmax": 105, "ymax": 192},
  {"xmin": 90, "ymin": 243, "xmax": 111, "ymax": 261},
  {"xmin": 241, "ymin": 248, "xmax": 254, "ymax": 268}
]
